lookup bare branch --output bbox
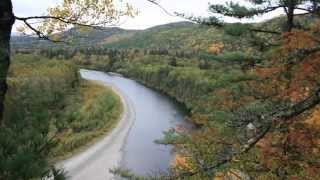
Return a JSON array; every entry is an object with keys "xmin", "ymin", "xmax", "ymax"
[
  {"xmin": 14, "ymin": 14, "xmax": 128, "ymax": 43},
  {"xmin": 15, "ymin": 16, "xmax": 119, "ymax": 29},
  {"xmin": 249, "ymin": 28, "xmax": 281, "ymax": 35},
  {"xmin": 19, "ymin": 18, "xmax": 65, "ymax": 43},
  {"xmin": 146, "ymin": 0, "xmax": 174, "ymax": 16}
]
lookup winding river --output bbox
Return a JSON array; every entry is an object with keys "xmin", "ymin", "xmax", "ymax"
[{"xmin": 59, "ymin": 69, "xmax": 188, "ymax": 179}]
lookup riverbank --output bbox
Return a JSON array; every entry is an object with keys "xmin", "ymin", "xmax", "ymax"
[
  {"xmin": 57, "ymin": 70, "xmax": 135, "ymax": 180},
  {"xmin": 50, "ymin": 80, "xmax": 123, "ymax": 162}
]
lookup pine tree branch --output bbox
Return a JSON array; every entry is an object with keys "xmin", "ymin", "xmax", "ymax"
[
  {"xmin": 249, "ymin": 28, "xmax": 281, "ymax": 35},
  {"xmin": 287, "ymin": 46, "xmax": 320, "ymax": 65},
  {"xmin": 208, "ymin": 3, "xmax": 284, "ymax": 19},
  {"xmin": 179, "ymin": 87, "xmax": 320, "ymax": 177}
]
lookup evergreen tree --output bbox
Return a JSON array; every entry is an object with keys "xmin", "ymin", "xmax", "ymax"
[{"xmin": 177, "ymin": 0, "xmax": 320, "ymax": 32}]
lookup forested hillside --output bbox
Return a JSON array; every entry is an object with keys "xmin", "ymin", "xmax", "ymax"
[
  {"xmin": 7, "ymin": 2, "xmax": 320, "ymax": 179},
  {"xmin": 11, "ymin": 27, "xmax": 137, "ymax": 49},
  {"xmin": 14, "ymin": 14, "xmax": 320, "ymax": 179},
  {"xmin": 12, "ymin": 21, "xmax": 259, "ymax": 52}
]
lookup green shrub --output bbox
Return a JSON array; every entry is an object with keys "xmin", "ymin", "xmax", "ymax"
[{"xmin": 224, "ymin": 23, "xmax": 249, "ymax": 36}]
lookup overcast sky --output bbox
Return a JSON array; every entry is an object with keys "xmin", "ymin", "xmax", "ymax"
[{"xmin": 12, "ymin": 0, "xmax": 283, "ymax": 31}]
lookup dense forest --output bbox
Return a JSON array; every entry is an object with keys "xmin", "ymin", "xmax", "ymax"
[
  {"xmin": 10, "ymin": 14, "xmax": 320, "ymax": 179},
  {"xmin": 1, "ymin": 0, "xmax": 320, "ymax": 179}
]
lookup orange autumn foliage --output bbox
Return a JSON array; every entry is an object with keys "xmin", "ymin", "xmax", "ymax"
[
  {"xmin": 285, "ymin": 53, "xmax": 320, "ymax": 102},
  {"xmin": 208, "ymin": 42, "xmax": 224, "ymax": 54},
  {"xmin": 254, "ymin": 106, "xmax": 320, "ymax": 175},
  {"xmin": 171, "ymin": 154, "xmax": 194, "ymax": 172},
  {"xmin": 172, "ymin": 153, "xmax": 248, "ymax": 180},
  {"xmin": 244, "ymin": 23, "xmax": 320, "ymax": 177},
  {"xmin": 251, "ymin": 23, "xmax": 320, "ymax": 102},
  {"xmin": 305, "ymin": 106, "xmax": 320, "ymax": 127},
  {"xmin": 282, "ymin": 30, "xmax": 316, "ymax": 51},
  {"xmin": 287, "ymin": 128, "xmax": 316, "ymax": 150}
]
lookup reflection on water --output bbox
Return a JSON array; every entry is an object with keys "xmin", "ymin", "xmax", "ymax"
[{"xmin": 80, "ymin": 69, "xmax": 188, "ymax": 176}]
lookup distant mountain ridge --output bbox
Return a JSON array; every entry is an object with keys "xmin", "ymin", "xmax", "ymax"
[
  {"xmin": 11, "ymin": 26, "xmax": 139, "ymax": 49},
  {"xmin": 10, "ymin": 21, "xmax": 199, "ymax": 49},
  {"xmin": 11, "ymin": 17, "xmax": 298, "ymax": 51}
]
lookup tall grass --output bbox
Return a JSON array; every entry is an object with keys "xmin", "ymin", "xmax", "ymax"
[{"xmin": 51, "ymin": 81, "xmax": 122, "ymax": 160}]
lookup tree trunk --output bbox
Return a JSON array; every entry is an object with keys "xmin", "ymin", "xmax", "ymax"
[
  {"xmin": 286, "ymin": 2, "xmax": 295, "ymax": 32},
  {"xmin": 0, "ymin": 0, "xmax": 15, "ymax": 125}
]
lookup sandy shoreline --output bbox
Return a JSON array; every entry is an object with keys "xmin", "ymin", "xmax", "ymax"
[{"xmin": 56, "ymin": 74, "xmax": 135, "ymax": 180}]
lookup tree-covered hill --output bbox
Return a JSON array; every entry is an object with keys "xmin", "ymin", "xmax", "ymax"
[
  {"xmin": 100, "ymin": 21, "xmax": 263, "ymax": 52},
  {"xmin": 11, "ymin": 18, "xmax": 292, "ymax": 54},
  {"xmin": 11, "ymin": 27, "xmax": 139, "ymax": 49},
  {"xmin": 103, "ymin": 21, "xmax": 215, "ymax": 50},
  {"xmin": 10, "ymin": 21, "xmax": 260, "ymax": 52}
]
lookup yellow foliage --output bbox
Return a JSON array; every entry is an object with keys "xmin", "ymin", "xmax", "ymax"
[
  {"xmin": 171, "ymin": 154, "xmax": 194, "ymax": 172},
  {"xmin": 214, "ymin": 169, "xmax": 247, "ymax": 180},
  {"xmin": 81, "ymin": 82, "xmax": 110, "ymax": 113},
  {"xmin": 305, "ymin": 106, "xmax": 320, "ymax": 126},
  {"xmin": 19, "ymin": 0, "xmax": 137, "ymax": 37},
  {"xmin": 208, "ymin": 42, "xmax": 224, "ymax": 54},
  {"xmin": 52, "ymin": 81, "xmax": 122, "ymax": 159}
]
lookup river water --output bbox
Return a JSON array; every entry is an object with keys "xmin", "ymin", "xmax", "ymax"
[{"xmin": 80, "ymin": 69, "xmax": 188, "ymax": 176}]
